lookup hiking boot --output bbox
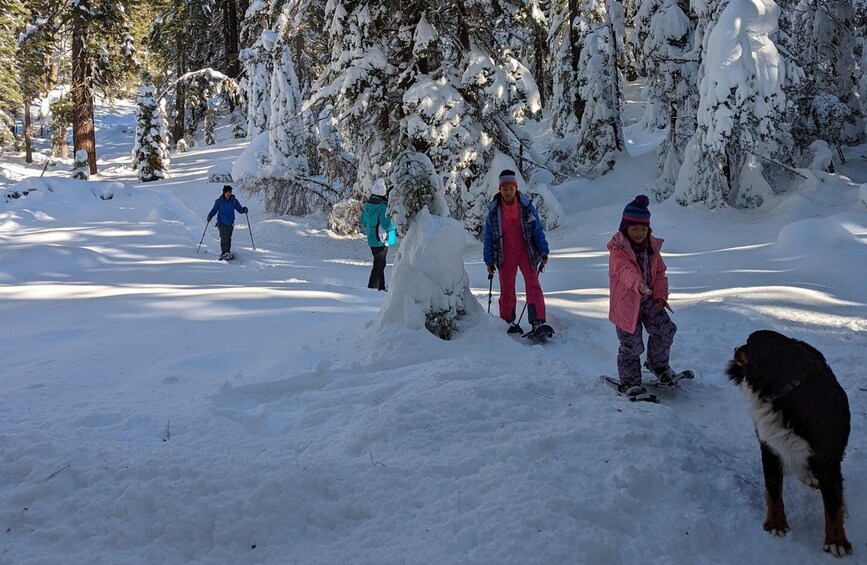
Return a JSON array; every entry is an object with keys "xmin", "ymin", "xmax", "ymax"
[
  {"xmin": 652, "ymin": 366, "xmax": 677, "ymax": 387},
  {"xmin": 507, "ymin": 322, "xmax": 524, "ymax": 335},
  {"xmin": 617, "ymin": 383, "xmax": 649, "ymax": 400}
]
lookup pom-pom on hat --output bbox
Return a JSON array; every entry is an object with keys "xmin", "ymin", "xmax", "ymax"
[
  {"xmin": 498, "ymin": 169, "xmax": 518, "ymax": 190},
  {"xmin": 371, "ymin": 178, "xmax": 387, "ymax": 197},
  {"xmin": 619, "ymin": 195, "xmax": 651, "ymax": 231},
  {"xmin": 222, "ymin": 185, "xmax": 233, "ymax": 194}
]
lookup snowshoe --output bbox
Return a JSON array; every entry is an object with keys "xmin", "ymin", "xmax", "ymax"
[
  {"xmin": 523, "ymin": 323, "xmax": 554, "ymax": 342},
  {"xmin": 600, "ymin": 375, "xmax": 659, "ymax": 403},
  {"xmin": 219, "ymin": 252, "xmax": 235, "ymax": 261},
  {"xmin": 507, "ymin": 323, "xmax": 524, "ymax": 335}
]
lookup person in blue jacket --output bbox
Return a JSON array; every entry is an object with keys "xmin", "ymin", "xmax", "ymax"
[
  {"xmin": 360, "ymin": 179, "xmax": 396, "ymax": 291},
  {"xmin": 207, "ymin": 185, "xmax": 248, "ymax": 259}
]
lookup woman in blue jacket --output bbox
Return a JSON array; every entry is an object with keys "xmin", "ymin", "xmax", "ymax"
[
  {"xmin": 360, "ymin": 179, "xmax": 396, "ymax": 291},
  {"xmin": 207, "ymin": 185, "xmax": 248, "ymax": 259}
]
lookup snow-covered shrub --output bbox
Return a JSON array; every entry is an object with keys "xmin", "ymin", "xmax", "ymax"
[
  {"xmin": 175, "ymin": 139, "xmax": 188, "ymax": 153},
  {"xmin": 379, "ymin": 209, "xmax": 482, "ymax": 341},
  {"xmin": 208, "ymin": 162, "xmax": 234, "ymax": 183},
  {"xmin": 382, "ymin": 149, "xmax": 475, "ymax": 340},
  {"xmin": 804, "ymin": 140, "xmax": 833, "ymax": 172},
  {"xmin": 527, "ymin": 169, "xmax": 563, "ymax": 231},
  {"xmin": 72, "ymin": 150, "xmax": 89, "ymax": 180},
  {"xmin": 387, "ymin": 148, "xmax": 449, "ymax": 237},
  {"xmin": 328, "ymin": 198, "xmax": 364, "ymax": 235}
]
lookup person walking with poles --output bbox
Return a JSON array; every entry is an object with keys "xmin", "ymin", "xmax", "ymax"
[
  {"xmin": 484, "ymin": 169, "xmax": 550, "ymax": 337},
  {"xmin": 360, "ymin": 179, "xmax": 396, "ymax": 291},
  {"xmin": 207, "ymin": 185, "xmax": 248, "ymax": 260}
]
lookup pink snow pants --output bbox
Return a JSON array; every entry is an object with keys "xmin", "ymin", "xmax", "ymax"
[{"xmin": 498, "ymin": 217, "xmax": 546, "ymax": 324}]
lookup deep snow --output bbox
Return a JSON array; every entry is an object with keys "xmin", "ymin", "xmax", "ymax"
[{"xmin": 1, "ymin": 101, "xmax": 866, "ymax": 564}]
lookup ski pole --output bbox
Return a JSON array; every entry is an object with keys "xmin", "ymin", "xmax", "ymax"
[
  {"xmin": 487, "ymin": 272, "xmax": 494, "ymax": 314},
  {"xmin": 245, "ymin": 212, "xmax": 256, "ymax": 251},
  {"xmin": 196, "ymin": 219, "xmax": 209, "ymax": 254}
]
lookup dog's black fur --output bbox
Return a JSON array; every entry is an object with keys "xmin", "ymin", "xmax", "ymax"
[{"xmin": 726, "ymin": 330, "xmax": 851, "ymax": 557}]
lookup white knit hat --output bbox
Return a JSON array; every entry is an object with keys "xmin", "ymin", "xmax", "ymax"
[{"xmin": 371, "ymin": 179, "xmax": 387, "ymax": 197}]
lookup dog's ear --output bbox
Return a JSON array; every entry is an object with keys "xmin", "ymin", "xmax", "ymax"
[{"xmin": 734, "ymin": 344, "xmax": 749, "ymax": 366}]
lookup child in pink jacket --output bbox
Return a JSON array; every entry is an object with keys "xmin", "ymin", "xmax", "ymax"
[{"xmin": 608, "ymin": 195, "xmax": 677, "ymax": 399}]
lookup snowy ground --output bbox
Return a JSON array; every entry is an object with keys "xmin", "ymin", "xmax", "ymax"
[{"xmin": 1, "ymin": 104, "xmax": 866, "ymax": 564}]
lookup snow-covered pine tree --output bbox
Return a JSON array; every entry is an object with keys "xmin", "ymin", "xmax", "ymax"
[
  {"xmin": 674, "ymin": 0, "xmax": 792, "ymax": 208},
  {"xmin": 857, "ymin": 1, "xmax": 867, "ymax": 109},
  {"xmin": 573, "ymin": 0, "xmax": 625, "ymax": 178},
  {"xmin": 132, "ymin": 82, "xmax": 171, "ymax": 182},
  {"xmin": 314, "ymin": 1, "xmax": 545, "ymax": 235},
  {"xmin": 241, "ymin": 19, "xmax": 274, "ymax": 139},
  {"xmin": 640, "ymin": 0, "xmax": 698, "ymax": 193},
  {"xmin": 0, "ymin": 0, "xmax": 24, "ymax": 146},
  {"xmin": 380, "ymin": 148, "xmax": 480, "ymax": 340},
  {"xmin": 261, "ymin": 8, "xmax": 317, "ymax": 215},
  {"xmin": 72, "ymin": 149, "xmax": 90, "ymax": 180},
  {"xmin": 548, "ymin": 0, "xmax": 588, "ymax": 179},
  {"xmin": 790, "ymin": 0, "xmax": 865, "ymax": 153}
]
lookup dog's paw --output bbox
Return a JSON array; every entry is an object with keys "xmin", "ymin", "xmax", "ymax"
[
  {"xmin": 823, "ymin": 538, "xmax": 853, "ymax": 558},
  {"xmin": 801, "ymin": 473, "xmax": 820, "ymax": 489},
  {"xmin": 763, "ymin": 517, "xmax": 790, "ymax": 537}
]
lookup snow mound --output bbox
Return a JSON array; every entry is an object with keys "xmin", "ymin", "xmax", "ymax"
[
  {"xmin": 208, "ymin": 162, "xmax": 234, "ymax": 183},
  {"xmin": 772, "ymin": 217, "xmax": 864, "ymax": 254}
]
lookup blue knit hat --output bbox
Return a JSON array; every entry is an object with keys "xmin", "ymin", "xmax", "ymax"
[{"xmin": 619, "ymin": 195, "xmax": 651, "ymax": 231}]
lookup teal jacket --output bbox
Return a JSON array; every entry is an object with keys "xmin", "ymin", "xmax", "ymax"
[{"xmin": 360, "ymin": 195, "xmax": 396, "ymax": 248}]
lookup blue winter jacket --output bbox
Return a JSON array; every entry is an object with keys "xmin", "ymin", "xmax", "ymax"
[
  {"xmin": 208, "ymin": 194, "xmax": 246, "ymax": 226},
  {"xmin": 483, "ymin": 192, "xmax": 549, "ymax": 268},
  {"xmin": 360, "ymin": 195, "xmax": 396, "ymax": 248}
]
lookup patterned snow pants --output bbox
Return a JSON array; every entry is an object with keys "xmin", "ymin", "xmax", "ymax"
[{"xmin": 615, "ymin": 298, "xmax": 677, "ymax": 386}]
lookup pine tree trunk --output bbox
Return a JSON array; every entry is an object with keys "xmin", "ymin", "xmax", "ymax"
[
  {"xmin": 534, "ymin": 25, "xmax": 547, "ymax": 107},
  {"xmin": 173, "ymin": 49, "xmax": 186, "ymax": 145},
  {"xmin": 72, "ymin": 22, "xmax": 97, "ymax": 175},
  {"xmin": 568, "ymin": 0, "xmax": 585, "ymax": 121},
  {"xmin": 607, "ymin": 16, "xmax": 624, "ymax": 151},
  {"xmin": 223, "ymin": 0, "xmax": 241, "ymax": 78},
  {"xmin": 24, "ymin": 98, "xmax": 32, "ymax": 164}
]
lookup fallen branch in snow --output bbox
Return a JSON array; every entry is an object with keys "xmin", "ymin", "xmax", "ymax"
[
  {"xmin": 369, "ymin": 453, "xmax": 387, "ymax": 469},
  {"xmin": 707, "ymin": 450, "xmax": 759, "ymax": 489},
  {"xmin": 36, "ymin": 464, "xmax": 71, "ymax": 484},
  {"xmin": 745, "ymin": 150, "xmax": 808, "ymax": 180}
]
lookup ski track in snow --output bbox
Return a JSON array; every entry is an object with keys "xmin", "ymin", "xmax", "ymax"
[{"xmin": 1, "ymin": 123, "xmax": 866, "ymax": 564}]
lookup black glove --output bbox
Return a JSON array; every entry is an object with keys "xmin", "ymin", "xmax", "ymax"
[
  {"xmin": 243, "ymin": 207, "xmax": 249, "ymax": 214},
  {"xmin": 207, "ymin": 216, "xmax": 212, "ymax": 223},
  {"xmin": 538, "ymin": 255, "xmax": 549, "ymax": 273},
  {"xmin": 486, "ymin": 264, "xmax": 495, "ymax": 278}
]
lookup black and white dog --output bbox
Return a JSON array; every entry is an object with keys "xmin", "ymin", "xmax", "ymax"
[{"xmin": 726, "ymin": 330, "xmax": 852, "ymax": 557}]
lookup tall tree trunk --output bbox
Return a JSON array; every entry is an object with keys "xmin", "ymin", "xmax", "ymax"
[
  {"xmin": 607, "ymin": 15, "xmax": 624, "ymax": 151},
  {"xmin": 24, "ymin": 98, "xmax": 33, "ymax": 163},
  {"xmin": 534, "ymin": 25, "xmax": 546, "ymax": 107},
  {"xmin": 568, "ymin": 0, "xmax": 585, "ymax": 121},
  {"xmin": 223, "ymin": 0, "xmax": 240, "ymax": 77},
  {"xmin": 72, "ymin": 21, "xmax": 97, "ymax": 175},
  {"xmin": 173, "ymin": 46, "xmax": 186, "ymax": 144}
]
